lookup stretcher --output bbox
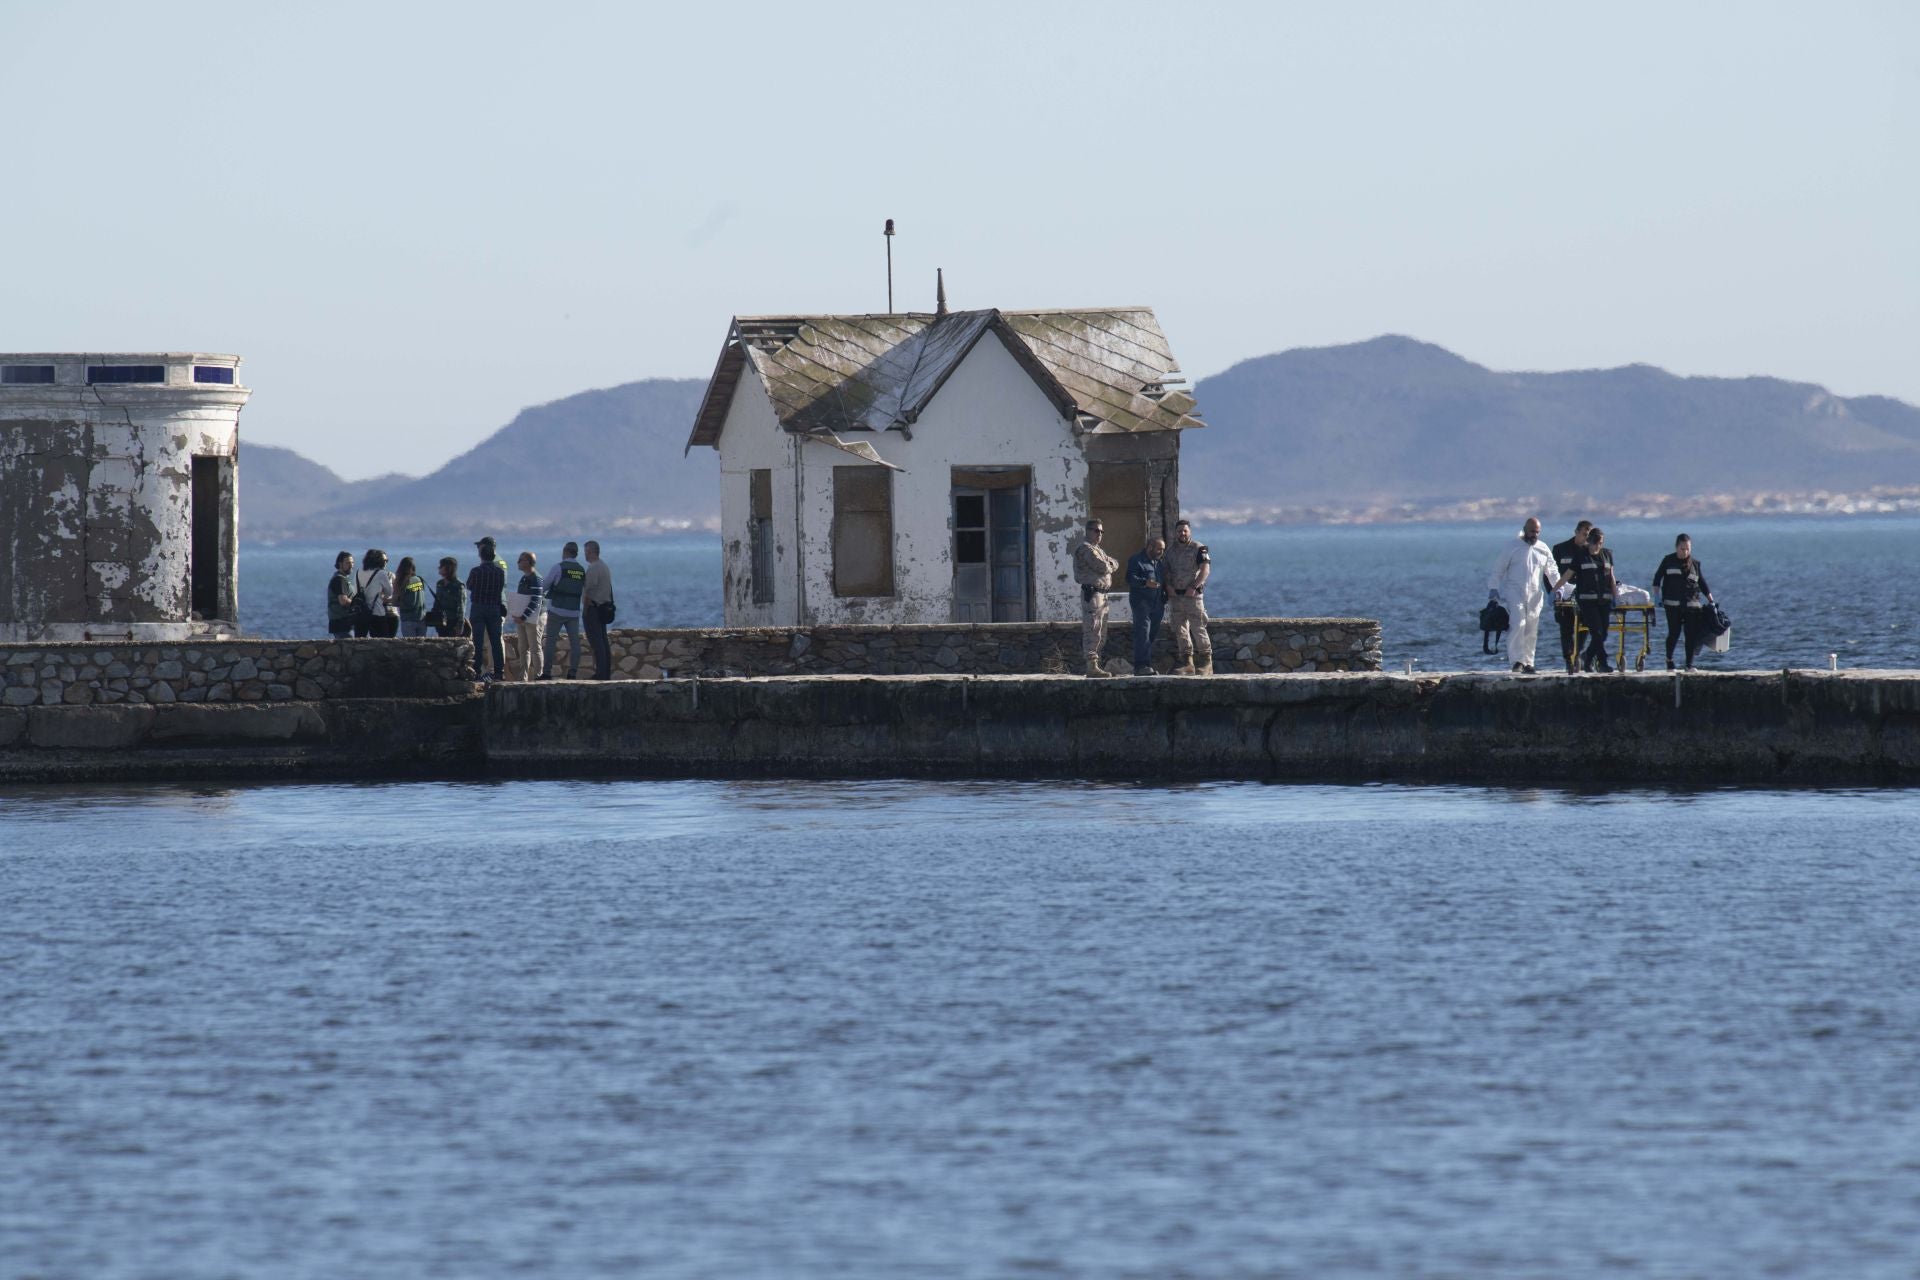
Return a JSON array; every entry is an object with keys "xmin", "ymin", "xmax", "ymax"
[{"xmin": 1568, "ymin": 600, "xmax": 1655, "ymax": 672}]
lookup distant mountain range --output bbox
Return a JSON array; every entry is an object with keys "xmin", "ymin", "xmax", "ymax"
[{"xmin": 243, "ymin": 337, "xmax": 1920, "ymax": 537}]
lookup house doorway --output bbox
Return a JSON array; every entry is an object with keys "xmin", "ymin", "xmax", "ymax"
[{"xmin": 951, "ymin": 468, "xmax": 1030, "ymax": 622}]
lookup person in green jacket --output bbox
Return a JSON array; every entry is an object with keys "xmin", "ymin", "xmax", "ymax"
[{"xmin": 430, "ymin": 556, "xmax": 468, "ymax": 638}]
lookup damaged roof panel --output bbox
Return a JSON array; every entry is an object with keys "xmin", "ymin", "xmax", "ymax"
[{"xmin": 686, "ymin": 305, "xmax": 1205, "ymax": 450}]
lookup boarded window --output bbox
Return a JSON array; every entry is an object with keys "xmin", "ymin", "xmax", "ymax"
[
  {"xmin": 749, "ymin": 468, "xmax": 774, "ymax": 605},
  {"xmin": 832, "ymin": 466, "xmax": 894, "ymax": 597},
  {"xmin": 1088, "ymin": 461, "xmax": 1148, "ymax": 563}
]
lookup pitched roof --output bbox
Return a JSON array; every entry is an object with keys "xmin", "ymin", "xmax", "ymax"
[{"xmin": 686, "ymin": 306, "xmax": 1204, "ymax": 451}]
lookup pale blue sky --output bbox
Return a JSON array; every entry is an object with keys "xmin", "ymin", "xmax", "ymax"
[{"xmin": 2, "ymin": 1, "xmax": 1914, "ymax": 478}]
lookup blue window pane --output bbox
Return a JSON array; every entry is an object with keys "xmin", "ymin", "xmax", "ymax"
[
  {"xmin": 193, "ymin": 366, "xmax": 234, "ymax": 384},
  {"xmin": 87, "ymin": 365, "xmax": 166, "ymax": 384},
  {"xmin": 1, "ymin": 365, "xmax": 55, "ymax": 384}
]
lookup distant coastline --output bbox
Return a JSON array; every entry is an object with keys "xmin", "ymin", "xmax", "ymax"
[
  {"xmin": 241, "ymin": 484, "xmax": 1920, "ymax": 543},
  {"xmin": 1190, "ymin": 484, "xmax": 1920, "ymax": 528}
]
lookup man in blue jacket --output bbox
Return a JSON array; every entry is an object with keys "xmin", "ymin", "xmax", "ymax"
[
  {"xmin": 466, "ymin": 536, "xmax": 508, "ymax": 682},
  {"xmin": 1126, "ymin": 536, "xmax": 1169, "ymax": 676}
]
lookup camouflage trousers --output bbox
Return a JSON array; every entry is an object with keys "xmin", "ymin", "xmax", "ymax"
[
  {"xmin": 1168, "ymin": 593, "xmax": 1213, "ymax": 660},
  {"xmin": 1081, "ymin": 591, "xmax": 1109, "ymax": 657}
]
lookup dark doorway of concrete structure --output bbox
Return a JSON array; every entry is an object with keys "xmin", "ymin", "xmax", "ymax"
[
  {"xmin": 190, "ymin": 456, "xmax": 221, "ymax": 618},
  {"xmin": 952, "ymin": 468, "xmax": 1030, "ymax": 622}
]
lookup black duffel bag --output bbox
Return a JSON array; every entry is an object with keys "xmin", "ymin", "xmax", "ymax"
[{"xmin": 1479, "ymin": 600, "xmax": 1510, "ymax": 654}]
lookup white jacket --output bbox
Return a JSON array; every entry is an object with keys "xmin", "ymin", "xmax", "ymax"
[{"xmin": 1487, "ymin": 535, "xmax": 1557, "ymax": 613}]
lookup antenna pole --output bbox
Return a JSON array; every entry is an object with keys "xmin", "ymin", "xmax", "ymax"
[{"xmin": 884, "ymin": 218, "xmax": 895, "ymax": 312}]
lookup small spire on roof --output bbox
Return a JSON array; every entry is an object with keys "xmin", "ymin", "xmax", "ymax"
[{"xmin": 935, "ymin": 268, "xmax": 948, "ymax": 317}]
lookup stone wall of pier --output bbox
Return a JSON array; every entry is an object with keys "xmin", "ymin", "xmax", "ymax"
[
  {"xmin": 0, "ymin": 638, "xmax": 473, "ymax": 707},
  {"xmin": 598, "ymin": 618, "xmax": 1382, "ymax": 679}
]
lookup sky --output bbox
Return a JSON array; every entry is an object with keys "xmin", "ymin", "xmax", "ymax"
[{"xmin": 2, "ymin": 0, "xmax": 1915, "ymax": 479}]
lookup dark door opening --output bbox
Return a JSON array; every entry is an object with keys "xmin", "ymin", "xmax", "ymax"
[
  {"xmin": 951, "ymin": 467, "xmax": 1031, "ymax": 622},
  {"xmin": 190, "ymin": 456, "xmax": 221, "ymax": 618}
]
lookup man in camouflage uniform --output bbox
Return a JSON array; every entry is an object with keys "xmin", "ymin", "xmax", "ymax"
[
  {"xmin": 1164, "ymin": 518, "xmax": 1213, "ymax": 674},
  {"xmin": 1072, "ymin": 519, "xmax": 1120, "ymax": 678}
]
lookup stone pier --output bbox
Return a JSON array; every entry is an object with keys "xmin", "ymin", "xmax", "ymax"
[{"xmin": 8, "ymin": 668, "xmax": 1920, "ymax": 785}]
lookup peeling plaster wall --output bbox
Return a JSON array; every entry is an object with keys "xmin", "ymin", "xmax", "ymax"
[
  {"xmin": 714, "ymin": 371, "xmax": 798, "ymax": 626},
  {"xmin": 796, "ymin": 335, "xmax": 1092, "ymax": 625},
  {"xmin": 0, "ymin": 357, "xmax": 246, "ymax": 643}
]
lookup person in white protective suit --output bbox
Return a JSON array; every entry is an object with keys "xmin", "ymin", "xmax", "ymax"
[{"xmin": 1486, "ymin": 517, "xmax": 1563, "ymax": 674}]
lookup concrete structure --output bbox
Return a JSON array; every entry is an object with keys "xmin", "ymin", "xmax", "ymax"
[
  {"xmin": 0, "ymin": 353, "xmax": 249, "ymax": 642},
  {"xmin": 686, "ymin": 305, "xmax": 1203, "ymax": 628},
  {"xmin": 9, "ymin": 664, "xmax": 1920, "ymax": 786}
]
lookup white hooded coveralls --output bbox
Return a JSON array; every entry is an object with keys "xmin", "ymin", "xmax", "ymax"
[{"xmin": 1487, "ymin": 534, "xmax": 1558, "ymax": 667}]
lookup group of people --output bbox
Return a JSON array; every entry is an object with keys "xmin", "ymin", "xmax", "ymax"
[
  {"xmin": 1488, "ymin": 518, "xmax": 1716, "ymax": 674},
  {"xmin": 326, "ymin": 538, "xmax": 617, "ymax": 682},
  {"xmin": 1073, "ymin": 518, "xmax": 1215, "ymax": 677}
]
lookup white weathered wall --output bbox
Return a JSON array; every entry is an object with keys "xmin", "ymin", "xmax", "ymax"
[
  {"xmin": 714, "ymin": 370, "xmax": 799, "ymax": 626},
  {"xmin": 0, "ymin": 355, "xmax": 247, "ymax": 642},
  {"xmin": 789, "ymin": 333, "xmax": 1087, "ymax": 625}
]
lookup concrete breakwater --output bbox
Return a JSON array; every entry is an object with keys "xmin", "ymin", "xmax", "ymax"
[
  {"xmin": 9, "ymin": 669, "xmax": 1920, "ymax": 785},
  {"xmin": 483, "ymin": 670, "xmax": 1920, "ymax": 783}
]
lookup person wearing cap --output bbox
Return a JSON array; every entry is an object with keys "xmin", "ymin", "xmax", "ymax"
[
  {"xmin": 466, "ymin": 536, "xmax": 509, "ymax": 682},
  {"xmin": 1072, "ymin": 519, "xmax": 1120, "ymax": 678}
]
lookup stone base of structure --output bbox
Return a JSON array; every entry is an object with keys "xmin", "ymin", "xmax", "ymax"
[{"xmin": 7, "ymin": 668, "xmax": 1920, "ymax": 786}]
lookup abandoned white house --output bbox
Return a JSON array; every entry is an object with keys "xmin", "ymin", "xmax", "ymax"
[
  {"xmin": 686, "ymin": 303, "xmax": 1205, "ymax": 626},
  {"xmin": 0, "ymin": 353, "xmax": 249, "ymax": 643}
]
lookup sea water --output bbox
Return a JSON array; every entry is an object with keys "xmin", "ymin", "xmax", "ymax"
[
  {"xmin": 240, "ymin": 515, "xmax": 1920, "ymax": 671},
  {"xmin": 4, "ymin": 779, "xmax": 1919, "ymax": 1278}
]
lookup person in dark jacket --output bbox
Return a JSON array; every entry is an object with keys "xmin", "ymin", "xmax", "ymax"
[
  {"xmin": 326, "ymin": 551, "xmax": 356, "ymax": 639},
  {"xmin": 1550, "ymin": 520, "xmax": 1592, "ymax": 674},
  {"xmin": 1125, "ymin": 536, "xmax": 1169, "ymax": 676},
  {"xmin": 1652, "ymin": 533, "xmax": 1714, "ymax": 670},
  {"xmin": 466, "ymin": 536, "xmax": 508, "ymax": 682},
  {"xmin": 540, "ymin": 542, "xmax": 587, "ymax": 680},
  {"xmin": 1572, "ymin": 526, "xmax": 1618, "ymax": 672},
  {"xmin": 430, "ymin": 557, "xmax": 468, "ymax": 638}
]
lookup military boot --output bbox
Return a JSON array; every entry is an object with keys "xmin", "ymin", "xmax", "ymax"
[
  {"xmin": 1173, "ymin": 659, "xmax": 1196, "ymax": 675},
  {"xmin": 1196, "ymin": 658, "xmax": 1214, "ymax": 676},
  {"xmin": 1085, "ymin": 656, "xmax": 1115, "ymax": 678}
]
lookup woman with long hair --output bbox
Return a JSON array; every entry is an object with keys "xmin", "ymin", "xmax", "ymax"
[
  {"xmin": 355, "ymin": 548, "xmax": 397, "ymax": 637},
  {"xmin": 392, "ymin": 556, "xmax": 430, "ymax": 637}
]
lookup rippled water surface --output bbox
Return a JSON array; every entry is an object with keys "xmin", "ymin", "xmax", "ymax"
[{"xmin": 5, "ymin": 780, "xmax": 1919, "ymax": 1277}]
